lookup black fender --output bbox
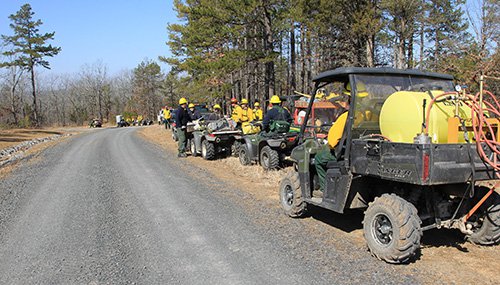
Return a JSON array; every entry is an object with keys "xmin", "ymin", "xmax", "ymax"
[
  {"xmin": 243, "ymin": 136, "xmax": 259, "ymax": 161},
  {"xmin": 266, "ymin": 138, "xmax": 283, "ymax": 148}
]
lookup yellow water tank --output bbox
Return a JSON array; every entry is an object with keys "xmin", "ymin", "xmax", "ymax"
[{"xmin": 379, "ymin": 91, "xmax": 473, "ymax": 143}]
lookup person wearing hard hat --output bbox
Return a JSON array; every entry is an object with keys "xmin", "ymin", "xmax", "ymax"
[
  {"xmin": 176, "ymin": 97, "xmax": 192, "ymax": 158},
  {"xmin": 164, "ymin": 106, "xmax": 172, "ymax": 129},
  {"xmin": 262, "ymin": 95, "xmax": 292, "ymax": 134},
  {"xmin": 213, "ymin": 104, "xmax": 223, "ymax": 119},
  {"xmin": 240, "ymin": 98, "xmax": 254, "ymax": 123},
  {"xmin": 188, "ymin": 103, "xmax": 202, "ymax": 120},
  {"xmin": 230, "ymin": 98, "xmax": 243, "ymax": 125},
  {"xmin": 253, "ymin": 102, "xmax": 263, "ymax": 121},
  {"xmin": 313, "ymin": 81, "xmax": 367, "ymax": 197}
]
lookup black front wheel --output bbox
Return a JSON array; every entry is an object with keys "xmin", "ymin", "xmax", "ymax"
[
  {"xmin": 279, "ymin": 170, "xmax": 307, "ymax": 218},
  {"xmin": 363, "ymin": 194, "xmax": 422, "ymax": 264},
  {"xmin": 190, "ymin": 140, "xmax": 198, "ymax": 157}
]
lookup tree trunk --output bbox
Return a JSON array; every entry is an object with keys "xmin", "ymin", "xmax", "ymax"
[
  {"xmin": 396, "ymin": 19, "xmax": 406, "ymax": 69},
  {"xmin": 419, "ymin": 22, "xmax": 424, "ymax": 68},
  {"xmin": 305, "ymin": 28, "xmax": 312, "ymax": 94},
  {"xmin": 9, "ymin": 71, "xmax": 19, "ymax": 125},
  {"xmin": 30, "ymin": 67, "xmax": 38, "ymax": 126},
  {"xmin": 98, "ymin": 89, "xmax": 103, "ymax": 121},
  {"xmin": 434, "ymin": 29, "xmax": 440, "ymax": 68},
  {"xmin": 366, "ymin": 35, "xmax": 375, "ymax": 67},
  {"xmin": 300, "ymin": 24, "xmax": 306, "ymax": 92},
  {"xmin": 407, "ymin": 34, "xmax": 414, "ymax": 68},
  {"xmin": 263, "ymin": 4, "xmax": 275, "ymax": 100},
  {"xmin": 290, "ymin": 23, "xmax": 296, "ymax": 91}
]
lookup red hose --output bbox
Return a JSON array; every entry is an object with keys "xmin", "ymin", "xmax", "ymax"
[{"xmin": 424, "ymin": 90, "xmax": 500, "ymax": 172}]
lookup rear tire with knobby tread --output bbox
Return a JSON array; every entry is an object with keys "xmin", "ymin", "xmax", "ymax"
[
  {"xmin": 239, "ymin": 144, "xmax": 251, "ymax": 166},
  {"xmin": 467, "ymin": 191, "xmax": 500, "ymax": 245},
  {"xmin": 232, "ymin": 141, "xmax": 241, "ymax": 157},
  {"xmin": 363, "ymin": 193, "xmax": 422, "ymax": 264},
  {"xmin": 202, "ymin": 140, "xmax": 216, "ymax": 160},
  {"xmin": 260, "ymin": 145, "xmax": 279, "ymax": 171}
]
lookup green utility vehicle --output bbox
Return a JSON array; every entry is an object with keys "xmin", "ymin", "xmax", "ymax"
[{"xmin": 279, "ymin": 67, "xmax": 500, "ymax": 263}]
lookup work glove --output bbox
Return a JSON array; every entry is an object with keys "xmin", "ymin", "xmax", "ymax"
[{"xmin": 181, "ymin": 126, "xmax": 186, "ymax": 130}]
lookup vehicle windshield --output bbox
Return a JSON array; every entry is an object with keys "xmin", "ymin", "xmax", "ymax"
[
  {"xmin": 351, "ymin": 74, "xmax": 454, "ymax": 137},
  {"xmin": 300, "ymin": 82, "xmax": 347, "ymax": 138}
]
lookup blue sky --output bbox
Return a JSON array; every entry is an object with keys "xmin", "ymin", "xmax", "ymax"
[{"xmin": 0, "ymin": 0, "xmax": 178, "ymax": 76}]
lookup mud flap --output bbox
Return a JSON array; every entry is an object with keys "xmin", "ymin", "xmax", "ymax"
[{"xmin": 323, "ymin": 167, "xmax": 352, "ymax": 213}]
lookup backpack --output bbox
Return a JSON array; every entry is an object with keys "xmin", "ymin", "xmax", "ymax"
[{"xmin": 269, "ymin": 106, "xmax": 290, "ymax": 133}]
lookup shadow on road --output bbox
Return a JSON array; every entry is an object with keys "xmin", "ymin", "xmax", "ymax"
[{"xmin": 307, "ymin": 206, "xmax": 364, "ymax": 233}]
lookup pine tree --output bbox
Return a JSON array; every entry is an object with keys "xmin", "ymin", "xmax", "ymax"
[
  {"xmin": 424, "ymin": 0, "xmax": 470, "ymax": 70},
  {"xmin": 1, "ymin": 4, "xmax": 61, "ymax": 126},
  {"xmin": 132, "ymin": 60, "xmax": 163, "ymax": 120}
]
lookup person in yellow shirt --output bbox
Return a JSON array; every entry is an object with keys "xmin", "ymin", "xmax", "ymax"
[
  {"xmin": 230, "ymin": 98, "xmax": 243, "ymax": 123},
  {"xmin": 240, "ymin": 99, "xmax": 254, "ymax": 123},
  {"xmin": 164, "ymin": 107, "xmax": 172, "ymax": 129},
  {"xmin": 253, "ymin": 102, "xmax": 263, "ymax": 121}
]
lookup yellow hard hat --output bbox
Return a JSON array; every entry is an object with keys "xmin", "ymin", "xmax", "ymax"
[
  {"xmin": 344, "ymin": 82, "xmax": 368, "ymax": 98},
  {"xmin": 270, "ymin": 95, "xmax": 281, "ymax": 104},
  {"xmin": 214, "ymin": 104, "xmax": 221, "ymax": 109},
  {"xmin": 241, "ymin": 98, "xmax": 249, "ymax": 104},
  {"xmin": 254, "ymin": 102, "xmax": 260, "ymax": 107},
  {"xmin": 188, "ymin": 103, "xmax": 195, "ymax": 108},
  {"xmin": 179, "ymin": 97, "xmax": 188, "ymax": 105}
]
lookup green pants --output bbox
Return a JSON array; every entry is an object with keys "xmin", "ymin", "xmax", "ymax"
[
  {"xmin": 314, "ymin": 145, "xmax": 336, "ymax": 192},
  {"xmin": 177, "ymin": 128, "xmax": 187, "ymax": 154}
]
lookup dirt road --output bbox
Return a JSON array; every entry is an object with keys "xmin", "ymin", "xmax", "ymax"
[{"xmin": 0, "ymin": 126, "xmax": 497, "ymax": 284}]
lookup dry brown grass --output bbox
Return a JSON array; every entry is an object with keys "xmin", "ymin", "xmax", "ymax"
[{"xmin": 0, "ymin": 126, "xmax": 88, "ymax": 149}]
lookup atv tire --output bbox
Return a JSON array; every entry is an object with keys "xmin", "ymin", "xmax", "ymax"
[
  {"xmin": 201, "ymin": 140, "xmax": 216, "ymax": 160},
  {"xmin": 172, "ymin": 130, "xmax": 178, "ymax": 142},
  {"xmin": 232, "ymin": 141, "xmax": 241, "ymax": 157},
  {"xmin": 239, "ymin": 144, "xmax": 251, "ymax": 166},
  {"xmin": 260, "ymin": 145, "xmax": 279, "ymax": 171},
  {"xmin": 363, "ymin": 193, "xmax": 422, "ymax": 264},
  {"xmin": 467, "ymin": 191, "xmax": 500, "ymax": 245},
  {"xmin": 190, "ymin": 140, "xmax": 198, "ymax": 157},
  {"xmin": 279, "ymin": 170, "xmax": 307, "ymax": 218}
]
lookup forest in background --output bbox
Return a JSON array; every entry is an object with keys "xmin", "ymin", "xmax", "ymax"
[
  {"xmin": 164, "ymin": 0, "xmax": 499, "ymax": 105},
  {"xmin": 0, "ymin": 0, "xmax": 499, "ymax": 128}
]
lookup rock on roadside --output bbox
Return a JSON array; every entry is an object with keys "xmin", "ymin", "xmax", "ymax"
[{"xmin": 0, "ymin": 134, "xmax": 72, "ymax": 167}]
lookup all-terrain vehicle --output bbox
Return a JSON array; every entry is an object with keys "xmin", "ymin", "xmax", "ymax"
[
  {"xmin": 89, "ymin": 119, "xmax": 102, "ymax": 128},
  {"xmin": 239, "ymin": 126, "xmax": 299, "ymax": 171},
  {"xmin": 279, "ymin": 67, "xmax": 500, "ymax": 263},
  {"xmin": 190, "ymin": 116, "xmax": 242, "ymax": 160},
  {"xmin": 192, "ymin": 129, "xmax": 241, "ymax": 160}
]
